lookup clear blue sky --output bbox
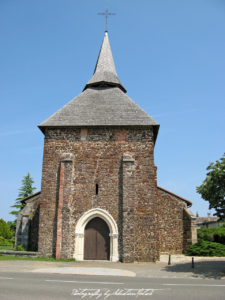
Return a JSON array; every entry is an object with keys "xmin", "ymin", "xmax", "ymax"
[{"xmin": 0, "ymin": 0, "xmax": 224, "ymax": 222}]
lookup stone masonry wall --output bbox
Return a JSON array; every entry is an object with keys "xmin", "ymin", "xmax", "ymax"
[
  {"xmin": 56, "ymin": 155, "xmax": 74, "ymax": 259},
  {"xmin": 28, "ymin": 196, "xmax": 41, "ymax": 251},
  {"xmin": 38, "ymin": 126, "xmax": 158, "ymax": 261},
  {"xmin": 122, "ymin": 152, "xmax": 135, "ymax": 262},
  {"xmin": 157, "ymin": 188, "xmax": 186, "ymax": 254},
  {"xmin": 183, "ymin": 208, "xmax": 197, "ymax": 253},
  {"xmin": 15, "ymin": 193, "xmax": 41, "ymax": 251}
]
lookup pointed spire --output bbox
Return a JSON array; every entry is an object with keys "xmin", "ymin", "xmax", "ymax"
[
  {"xmin": 93, "ymin": 32, "xmax": 117, "ymax": 75},
  {"xmin": 83, "ymin": 32, "xmax": 127, "ymax": 93}
]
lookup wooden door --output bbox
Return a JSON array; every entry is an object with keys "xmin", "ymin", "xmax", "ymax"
[{"xmin": 84, "ymin": 217, "xmax": 110, "ymax": 260}]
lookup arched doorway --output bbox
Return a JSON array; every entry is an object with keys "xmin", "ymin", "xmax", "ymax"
[
  {"xmin": 84, "ymin": 217, "xmax": 110, "ymax": 260},
  {"xmin": 74, "ymin": 208, "xmax": 119, "ymax": 262}
]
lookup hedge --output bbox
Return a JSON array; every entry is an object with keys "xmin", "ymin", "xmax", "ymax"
[
  {"xmin": 197, "ymin": 227, "xmax": 225, "ymax": 245},
  {"xmin": 186, "ymin": 239, "xmax": 225, "ymax": 256}
]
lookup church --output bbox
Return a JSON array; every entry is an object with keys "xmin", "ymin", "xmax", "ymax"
[{"xmin": 15, "ymin": 32, "xmax": 197, "ymax": 262}]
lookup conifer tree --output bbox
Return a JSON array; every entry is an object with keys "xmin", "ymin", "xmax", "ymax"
[{"xmin": 9, "ymin": 173, "xmax": 36, "ymax": 217}]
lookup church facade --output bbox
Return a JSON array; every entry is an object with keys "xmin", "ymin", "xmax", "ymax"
[{"xmin": 15, "ymin": 32, "xmax": 197, "ymax": 262}]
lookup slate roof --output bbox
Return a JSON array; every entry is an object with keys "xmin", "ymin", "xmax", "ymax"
[
  {"xmin": 39, "ymin": 86, "xmax": 158, "ymax": 129},
  {"xmin": 38, "ymin": 32, "xmax": 159, "ymax": 138},
  {"xmin": 83, "ymin": 32, "xmax": 126, "ymax": 93}
]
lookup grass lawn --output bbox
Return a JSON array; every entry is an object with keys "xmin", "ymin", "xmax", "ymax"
[
  {"xmin": 0, "ymin": 254, "xmax": 76, "ymax": 262},
  {"xmin": 0, "ymin": 246, "xmax": 14, "ymax": 251}
]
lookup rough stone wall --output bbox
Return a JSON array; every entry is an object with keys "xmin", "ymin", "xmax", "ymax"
[
  {"xmin": 56, "ymin": 155, "xmax": 74, "ymax": 259},
  {"xmin": 134, "ymin": 148, "xmax": 158, "ymax": 262},
  {"xmin": 38, "ymin": 126, "xmax": 158, "ymax": 261},
  {"xmin": 122, "ymin": 152, "xmax": 135, "ymax": 262},
  {"xmin": 28, "ymin": 196, "xmax": 41, "ymax": 251},
  {"xmin": 157, "ymin": 188, "xmax": 186, "ymax": 254},
  {"xmin": 183, "ymin": 208, "xmax": 197, "ymax": 253},
  {"xmin": 15, "ymin": 193, "xmax": 41, "ymax": 251}
]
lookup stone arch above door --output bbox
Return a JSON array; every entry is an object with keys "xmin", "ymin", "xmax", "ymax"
[{"xmin": 74, "ymin": 208, "xmax": 119, "ymax": 262}]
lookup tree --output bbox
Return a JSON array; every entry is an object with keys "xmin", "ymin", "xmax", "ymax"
[
  {"xmin": 7, "ymin": 221, "xmax": 16, "ymax": 230},
  {"xmin": 7, "ymin": 221, "xmax": 16, "ymax": 238},
  {"xmin": 0, "ymin": 219, "xmax": 12, "ymax": 239},
  {"xmin": 196, "ymin": 154, "xmax": 225, "ymax": 219},
  {"xmin": 9, "ymin": 173, "xmax": 36, "ymax": 217}
]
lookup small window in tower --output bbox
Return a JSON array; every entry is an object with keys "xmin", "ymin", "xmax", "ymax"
[{"xmin": 96, "ymin": 184, "xmax": 98, "ymax": 195}]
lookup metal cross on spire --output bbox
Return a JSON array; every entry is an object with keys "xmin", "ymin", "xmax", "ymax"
[{"xmin": 98, "ymin": 0, "xmax": 115, "ymax": 32}]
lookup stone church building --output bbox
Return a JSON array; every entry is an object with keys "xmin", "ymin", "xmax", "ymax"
[{"xmin": 15, "ymin": 32, "xmax": 197, "ymax": 262}]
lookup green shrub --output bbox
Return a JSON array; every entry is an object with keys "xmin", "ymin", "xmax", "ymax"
[
  {"xmin": 16, "ymin": 245, "xmax": 26, "ymax": 251},
  {"xmin": 0, "ymin": 237, "xmax": 14, "ymax": 246},
  {"xmin": 186, "ymin": 239, "xmax": 225, "ymax": 256},
  {"xmin": 197, "ymin": 227, "xmax": 225, "ymax": 245},
  {"xmin": 0, "ymin": 219, "xmax": 13, "ymax": 239}
]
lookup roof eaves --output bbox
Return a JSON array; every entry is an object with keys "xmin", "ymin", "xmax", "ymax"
[
  {"xmin": 153, "ymin": 125, "xmax": 160, "ymax": 145},
  {"xmin": 20, "ymin": 191, "xmax": 41, "ymax": 203},
  {"xmin": 157, "ymin": 186, "xmax": 192, "ymax": 207},
  {"xmin": 38, "ymin": 125, "xmax": 45, "ymax": 135},
  {"xmin": 83, "ymin": 81, "xmax": 127, "ymax": 93}
]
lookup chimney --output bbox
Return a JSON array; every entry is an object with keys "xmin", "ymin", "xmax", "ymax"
[{"xmin": 207, "ymin": 213, "xmax": 211, "ymax": 221}]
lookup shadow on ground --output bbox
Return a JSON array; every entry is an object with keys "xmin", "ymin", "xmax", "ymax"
[{"xmin": 162, "ymin": 260, "xmax": 225, "ymax": 279}]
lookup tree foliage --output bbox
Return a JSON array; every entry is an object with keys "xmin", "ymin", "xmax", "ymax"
[
  {"xmin": 196, "ymin": 154, "xmax": 225, "ymax": 218},
  {"xmin": 7, "ymin": 221, "xmax": 16, "ymax": 230},
  {"xmin": 197, "ymin": 227, "xmax": 225, "ymax": 245},
  {"xmin": 0, "ymin": 219, "xmax": 12, "ymax": 239},
  {"xmin": 9, "ymin": 173, "xmax": 36, "ymax": 217}
]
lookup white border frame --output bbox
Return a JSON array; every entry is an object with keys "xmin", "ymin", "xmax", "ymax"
[{"xmin": 74, "ymin": 208, "xmax": 119, "ymax": 262}]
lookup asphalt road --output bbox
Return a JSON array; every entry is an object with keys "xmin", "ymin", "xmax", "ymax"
[{"xmin": 0, "ymin": 272, "xmax": 225, "ymax": 300}]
